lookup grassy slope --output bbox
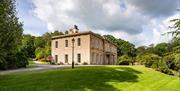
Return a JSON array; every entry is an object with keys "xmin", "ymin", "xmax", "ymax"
[{"xmin": 0, "ymin": 66, "xmax": 179, "ymax": 91}]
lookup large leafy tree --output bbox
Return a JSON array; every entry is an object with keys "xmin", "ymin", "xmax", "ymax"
[
  {"xmin": 0, "ymin": 0, "xmax": 27, "ymax": 69},
  {"xmin": 154, "ymin": 43, "xmax": 169, "ymax": 56},
  {"xmin": 104, "ymin": 35, "xmax": 137, "ymax": 65}
]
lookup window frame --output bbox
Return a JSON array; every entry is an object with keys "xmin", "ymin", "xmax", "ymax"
[
  {"xmin": 65, "ymin": 54, "xmax": 68, "ymax": 63},
  {"xmin": 65, "ymin": 40, "xmax": 68, "ymax": 47},
  {"xmin": 77, "ymin": 38, "xmax": 81, "ymax": 46},
  {"xmin": 55, "ymin": 41, "xmax": 58, "ymax": 48},
  {"xmin": 77, "ymin": 53, "xmax": 81, "ymax": 63},
  {"xmin": 55, "ymin": 55, "xmax": 58, "ymax": 63}
]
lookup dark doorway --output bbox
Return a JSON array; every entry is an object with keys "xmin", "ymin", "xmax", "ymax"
[{"xmin": 106, "ymin": 55, "xmax": 110, "ymax": 64}]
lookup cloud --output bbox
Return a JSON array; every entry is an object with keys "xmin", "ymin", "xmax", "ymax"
[
  {"xmin": 126, "ymin": 0, "xmax": 179, "ymax": 17},
  {"xmin": 32, "ymin": 0, "xmax": 150, "ymax": 34},
  {"xmin": 30, "ymin": 0, "xmax": 178, "ymax": 46},
  {"xmin": 16, "ymin": 0, "xmax": 48, "ymax": 36}
]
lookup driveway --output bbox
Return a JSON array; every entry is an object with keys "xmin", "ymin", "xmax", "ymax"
[{"xmin": 0, "ymin": 64, "xmax": 73, "ymax": 75}]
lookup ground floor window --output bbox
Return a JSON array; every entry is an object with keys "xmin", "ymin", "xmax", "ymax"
[
  {"xmin": 55, "ymin": 55, "xmax": 58, "ymax": 62},
  {"xmin": 65, "ymin": 54, "xmax": 68, "ymax": 63},
  {"xmin": 77, "ymin": 53, "xmax": 81, "ymax": 63}
]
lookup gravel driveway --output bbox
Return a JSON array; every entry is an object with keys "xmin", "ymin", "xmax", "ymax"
[{"xmin": 0, "ymin": 64, "xmax": 73, "ymax": 75}]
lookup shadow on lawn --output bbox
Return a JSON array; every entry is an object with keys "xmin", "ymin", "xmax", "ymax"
[
  {"xmin": 0, "ymin": 66, "xmax": 142, "ymax": 91},
  {"xmin": 52, "ymin": 66, "xmax": 142, "ymax": 91}
]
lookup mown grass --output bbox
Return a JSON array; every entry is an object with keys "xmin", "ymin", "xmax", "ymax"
[
  {"xmin": 28, "ymin": 61, "xmax": 35, "ymax": 64},
  {"xmin": 0, "ymin": 66, "xmax": 179, "ymax": 91}
]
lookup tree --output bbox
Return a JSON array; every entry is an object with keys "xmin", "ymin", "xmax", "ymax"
[
  {"xmin": 168, "ymin": 19, "xmax": 180, "ymax": 37},
  {"xmin": 0, "ymin": 0, "xmax": 28, "ymax": 70},
  {"xmin": 51, "ymin": 30, "xmax": 64, "ymax": 36},
  {"xmin": 34, "ymin": 37, "xmax": 46, "ymax": 48},
  {"xmin": 137, "ymin": 46, "xmax": 147, "ymax": 55},
  {"xmin": 118, "ymin": 55, "xmax": 132, "ymax": 65},
  {"xmin": 21, "ymin": 34, "xmax": 35, "ymax": 58},
  {"xmin": 154, "ymin": 43, "xmax": 169, "ymax": 56}
]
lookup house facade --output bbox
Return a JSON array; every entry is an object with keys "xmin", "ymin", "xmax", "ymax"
[{"xmin": 51, "ymin": 26, "xmax": 117, "ymax": 65}]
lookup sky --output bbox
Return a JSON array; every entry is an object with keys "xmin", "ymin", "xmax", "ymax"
[{"xmin": 16, "ymin": 0, "xmax": 180, "ymax": 47}]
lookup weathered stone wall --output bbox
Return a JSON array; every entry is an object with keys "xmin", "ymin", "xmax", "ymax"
[
  {"xmin": 51, "ymin": 31, "xmax": 117, "ymax": 65},
  {"xmin": 52, "ymin": 34, "xmax": 91, "ymax": 64}
]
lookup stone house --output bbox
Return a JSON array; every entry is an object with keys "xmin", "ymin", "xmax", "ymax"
[{"xmin": 51, "ymin": 26, "xmax": 117, "ymax": 65}]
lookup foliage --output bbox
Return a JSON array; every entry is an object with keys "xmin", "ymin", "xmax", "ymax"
[
  {"xmin": 137, "ymin": 53, "xmax": 173, "ymax": 75},
  {"xmin": 154, "ymin": 43, "xmax": 169, "ymax": 56},
  {"xmin": 0, "ymin": 0, "xmax": 28, "ymax": 70},
  {"xmin": 163, "ymin": 53, "xmax": 180, "ymax": 76},
  {"xmin": 168, "ymin": 19, "xmax": 180, "ymax": 37},
  {"xmin": 142, "ymin": 54, "xmax": 161, "ymax": 68},
  {"xmin": 34, "ymin": 37, "xmax": 46, "ymax": 48},
  {"xmin": 32, "ymin": 31, "xmax": 63, "ymax": 62},
  {"xmin": 118, "ymin": 55, "xmax": 132, "ymax": 65},
  {"xmin": 104, "ymin": 35, "xmax": 137, "ymax": 57},
  {"xmin": 21, "ymin": 34, "xmax": 36, "ymax": 58},
  {"xmin": 82, "ymin": 62, "xmax": 88, "ymax": 65}
]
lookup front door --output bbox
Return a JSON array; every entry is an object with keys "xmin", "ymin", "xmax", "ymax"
[{"xmin": 106, "ymin": 55, "xmax": 110, "ymax": 65}]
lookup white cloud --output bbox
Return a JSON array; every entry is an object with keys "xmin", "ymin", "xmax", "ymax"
[
  {"xmin": 32, "ymin": 0, "xmax": 149, "ymax": 34},
  {"xmin": 31, "ymin": 0, "xmax": 178, "ymax": 46}
]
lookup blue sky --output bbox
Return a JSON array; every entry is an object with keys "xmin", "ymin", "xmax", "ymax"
[
  {"xmin": 16, "ymin": 0, "xmax": 179, "ymax": 46},
  {"xmin": 16, "ymin": 0, "xmax": 48, "ymax": 36}
]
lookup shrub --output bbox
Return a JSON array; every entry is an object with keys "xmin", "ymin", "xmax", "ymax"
[
  {"xmin": 0, "ymin": 59, "xmax": 8, "ymax": 70},
  {"xmin": 142, "ymin": 54, "xmax": 161, "ymax": 68},
  {"xmin": 82, "ymin": 62, "xmax": 88, "ymax": 65},
  {"xmin": 50, "ymin": 61, "xmax": 56, "ymax": 65},
  {"xmin": 136, "ymin": 55, "xmax": 146, "ymax": 65},
  {"xmin": 38, "ymin": 58, "xmax": 46, "ymax": 62},
  {"xmin": 118, "ymin": 55, "xmax": 131, "ymax": 65},
  {"xmin": 163, "ymin": 53, "xmax": 180, "ymax": 76},
  {"xmin": 156, "ymin": 60, "xmax": 173, "ymax": 75},
  {"xmin": 60, "ymin": 62, "xmax": 64, "ymax": 65},
  {"xmin": 163, "ymin": 54, "xmax": 176, "ymax": 70},
  {"xmin": 15, "ymin": 51, "xmax": 28, "ymax": 68},
  {"xmin": 0, "ymin": 51, "xmax": 28, "ymax": 70}
]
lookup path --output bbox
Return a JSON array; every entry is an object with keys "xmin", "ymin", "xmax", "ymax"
[{"xmin": 0, "ymin": 64, "xmax": 73, "ymax": 75}]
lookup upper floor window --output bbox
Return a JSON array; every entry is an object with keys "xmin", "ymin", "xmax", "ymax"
[
  {"xmin": 77, "ymin": 38, "xmax": 81, "ymax": 46},
  {"xmin": 77, "ymin": 53, "xmax": 81, "ymax": 63},
  {"xmin": 55, "ymin": 41, "xmax": 58, "ymax": 48},
  {"xmin": 65, "ymin": 40, "xmax": 68, "ymax": 47}
]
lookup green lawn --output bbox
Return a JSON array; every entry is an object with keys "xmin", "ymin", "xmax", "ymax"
[
  {"xmin": 28, "ymin": 61, "xmax": 35, "ymax": 64},
  {"xmin": 0, "ymin": 66, "xmax": 180, "ymax": 91}
]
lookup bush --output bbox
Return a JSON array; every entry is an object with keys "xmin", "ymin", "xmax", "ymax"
[
  {"xmin": 0, "ymin": 51, "xmax": 28, "ymax": 70},
  {"xmin": 82, "ymin": 62, "xmax": 88, "ymax": 65},
  {"xmin": 163, "ymin": 53, "xmax": 180, "ymax": 76},
  {"xmin": 38, "ymin": 58, "xmax": 46, "ymax": 62},
  {"xmin": 50, "ymin": 61, "xmax": 56, "ymax": 65},
  {"xmin": 0, "ymin": 59, "xmax": 8, "ymax": 70},
  {"xmin": 136, "ymin": 55, "xmax": 145, "ymax": 65},
  {"xmin": 141, "ymin": 54, "xmax": 161, "ymax": 68},
  {"xmin": 118, "ymin": 55, "xmax": 131, "ymax": 65},
  {"xmin": 15, "ymin": 51, "xmax": 28, "ymax": 68},
  {"xmin": 59, "ymin": 62, "xmax": 64, "ymax": 65},
  {"xmin": 156, "ymin": 60, "xmax": 173, "ymax": 75},
  {"xmin": 163, "ymin": 54, "xmax": 176, "ymax": 70}
]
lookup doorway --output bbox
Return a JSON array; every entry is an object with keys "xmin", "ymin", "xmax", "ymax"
[{"xmin": 106, "ymin": 55, "xmax": 110, "ymax": 64}]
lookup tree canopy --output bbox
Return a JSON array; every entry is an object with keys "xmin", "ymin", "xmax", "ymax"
[{"xmin": 0, "ymin": 0, "xmax": 27, "ymax": 70}]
